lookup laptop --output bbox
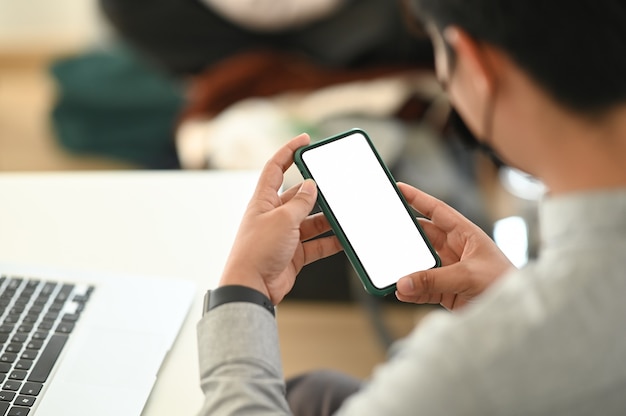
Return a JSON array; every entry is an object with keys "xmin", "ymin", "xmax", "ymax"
[{"xmin": 0, "ymin": 263, "xmax": 195, "ymax": 416}]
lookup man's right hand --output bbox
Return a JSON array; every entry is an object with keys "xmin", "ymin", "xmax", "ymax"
[{"xmin": 395, "ymin": 183, "xmax": 515, "ymax": 311}]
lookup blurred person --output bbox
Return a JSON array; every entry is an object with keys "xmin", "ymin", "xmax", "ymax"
[
  {"xmin": 100, "ymin": 0, "xmax": 431, "ymax": 76},
  {"xmin": 197, "ymin": 1, "xmax": 626, "ymax": 415}
]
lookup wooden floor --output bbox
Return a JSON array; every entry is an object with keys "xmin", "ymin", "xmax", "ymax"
[{"xmin": 278, "ymin": 301, "xmax": 436, "ymax": 379}]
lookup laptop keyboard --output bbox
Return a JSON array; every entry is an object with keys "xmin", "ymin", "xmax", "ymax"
[{"xmin": 0, "ymin": 276, "xmax": 93, "ymax": 416}]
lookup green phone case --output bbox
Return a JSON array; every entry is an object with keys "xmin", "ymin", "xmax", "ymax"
[{"xmin": 294, "ymin": 129, "xmax": 441, "ymax": 296}]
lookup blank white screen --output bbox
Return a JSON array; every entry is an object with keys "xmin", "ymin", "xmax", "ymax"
[{"xmin": 302, "ymin": 132, "xmax": 437, "ymax": 289}]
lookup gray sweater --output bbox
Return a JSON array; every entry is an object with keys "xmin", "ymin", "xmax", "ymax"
[{"xmin": 197, "ymin": 189, "xmax": 626, "ymax": 415}]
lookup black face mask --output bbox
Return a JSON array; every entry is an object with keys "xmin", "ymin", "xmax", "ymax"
[{"xmin": 447, "ymin": 108, "xmax": 506, "ymax": 168}]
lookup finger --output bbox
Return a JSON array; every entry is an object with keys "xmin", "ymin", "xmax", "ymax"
[
  {"xmin": 445, "ymin": 293, "xmax": 466, "ymax": 311},
  {"xmin": 397, "ymin": 182, "xmax": 465, "ymax": 233},
  {"xmin": 396, "ymin": 290, "xmax": 442, "ymax": 304},
  {"xmin": 416, "ymin": 219, "xmax": 463, "ymax": 265},
  {"xmin": 395, "ymin": 291, "xmax": 462, "ymax": 311},
  {"xmin": 279, "ymin": 183, "xmax": 302, "ymax": 205},
  {"xmin": 300, "ymin": 212, "xmax": 332, "ymax": 242},
  {"xmin": 280, "ymin": 179, "xmax": 318, "ymax": 225},
  {"xmin": 395, "ymin": 262, "xmax": 470, "ymax": 298},
  {"xmin": 301, "ymin": 235, "xmax": 343, "ymax": 266},
  {"xmin": 255, "ymin": 134, "xmax": 310, "ymax": 200},
  {"xmin": 416, "ymin": 219, "xmax": 446, "ymax": 252}
]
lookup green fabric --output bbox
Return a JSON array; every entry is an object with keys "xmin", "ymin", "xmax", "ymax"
[{"xmin": 50, "ymin": 45, "xmax": 185, "ymax": 168}]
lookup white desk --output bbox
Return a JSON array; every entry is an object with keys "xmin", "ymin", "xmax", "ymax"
[{"xmin": 0, "ymin": 170, "xmax": 260, "ymax": 415}]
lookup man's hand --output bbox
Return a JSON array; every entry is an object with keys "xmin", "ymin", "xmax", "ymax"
[
  {"xmin": 218, "ymin": 133, "xmax": 343, "ymax": 305},
  {"xmin": 395, "ymin": 183, "xmax": 514, "ymax": 311}
]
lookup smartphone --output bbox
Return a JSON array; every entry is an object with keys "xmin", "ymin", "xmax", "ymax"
[{"xmin": 295, "ymin": 129, "xmax": 440, "ymax": 296}]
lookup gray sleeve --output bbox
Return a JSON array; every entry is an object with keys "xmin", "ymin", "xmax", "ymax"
[
  {"xmin": 196, "ymin": 301, "xmax": 488, "ymax": 416},
  {"xmin": 196, "ymin": 264, "xmax": 614, "ymax": 416},
  {"xmin": 333, "ymin": 311, "xmax": 490, "ymax": 416},
  {"xmin": 196, "ymin": 302, "xmax": 291, "ymax": 415}
]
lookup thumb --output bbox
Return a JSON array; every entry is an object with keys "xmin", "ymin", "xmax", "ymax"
[
  {"xmin": 283, "ymin": 179, "xmax": 318, "ymax": 222},
  {"xmin": 396, "ymin": 262, "xmax": 469, "ymax": 297}
]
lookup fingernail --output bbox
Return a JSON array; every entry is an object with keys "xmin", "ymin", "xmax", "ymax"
[
  {"xmin": 443, "ymin": 27, "xmax": 458, "ymax": 43},
  {"xmin": 299, "ymin": 179, "xmax": 316, "ymax": 195},
  {"xmin": 397, "ymin": 277, "xmax": 415, "ymax": 294}
]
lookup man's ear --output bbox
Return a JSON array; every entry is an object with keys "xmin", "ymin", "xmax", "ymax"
[
  {"xmin": 441, "ymin": 26, "xmax": 500, "ymax": 137},
  {"xmin": 444, "ymin": 26, "xmax": 497, "ymax": 99}
]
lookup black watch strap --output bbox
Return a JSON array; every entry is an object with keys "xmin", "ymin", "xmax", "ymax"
[{"xmin": 203, "ymin": 285, "xmax": 275, "ymax": 317}]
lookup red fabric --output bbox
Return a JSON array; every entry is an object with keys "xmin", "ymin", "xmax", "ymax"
[{"xmin": 180, "ymin": 50, "xmax": 430, "ymax": 122}]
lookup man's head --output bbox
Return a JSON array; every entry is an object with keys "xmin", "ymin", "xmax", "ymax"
[
  {"xmin": 413, "ymin": 1, "xmax": 626, "ymax": 114},
  {"xmin": 409, "ymin": 0, "xmax": 626, "ymax": 190}
]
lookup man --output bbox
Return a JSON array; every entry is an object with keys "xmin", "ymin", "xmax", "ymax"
[{"xmin": 197, "ymin": 0, "xmax": 626, "ymax": 414}]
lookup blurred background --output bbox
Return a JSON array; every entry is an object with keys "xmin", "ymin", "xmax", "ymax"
[
  {"xmin": 0, "ymin": 0, "xmax": 130, "ymax": 170},
  {"xmin": 0, "ymin": 0, "xmax": 538, "ymax": 379}
]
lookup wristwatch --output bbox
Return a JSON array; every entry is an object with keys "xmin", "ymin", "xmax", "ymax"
[{"xmin": 202, "ymin": 285, "xmax": 275, "ymax": 317}]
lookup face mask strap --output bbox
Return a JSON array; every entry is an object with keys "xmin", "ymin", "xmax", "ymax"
[
  {"xmin": 438, "ymin": 30, "xmax": 504, "ymax": 168},
  {"xmin": 447, "ymin": 108, "xmax": 505, "ymax": 168}
]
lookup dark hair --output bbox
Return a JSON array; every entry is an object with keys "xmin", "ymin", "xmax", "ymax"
[{"xmin": 411, "ymin": 0, "xmax": 626, "ymax": 115}]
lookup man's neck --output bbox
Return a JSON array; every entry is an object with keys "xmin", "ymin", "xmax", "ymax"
[{"xmin": 538, "ymin": 105, "xmax": 626, "ymax": 195}]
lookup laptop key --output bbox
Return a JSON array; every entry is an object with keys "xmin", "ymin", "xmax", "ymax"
[
  {"xmin": 25, "ymin": 280, "xmax": 39, "ymax": 290},
  {"xmin": 5, "ymin": 344, "xmax": 22, "ymax": 354},
  {"xmin": 8, "ymin": 308, "xmax": 24, "ymax": 316},
  {"xmin": 0, "ymin": 402, "xmax": 8, "ymax": 416},
  {"xmin": 0, "ymin": 364, "xmax": 10, "ymax": 374},
  {"xmin": 26, "ymin": 305, "xmax": 42, "ymax": 314},
  {"xmin": 9, "ymin": 335, "xmax": 25, "ymax": 344},
  {"xmin": 0, "ymin": 391, "xmax": 15, "ymax": 402},
  {"xmin": 37, "ymin": 322, "xmax": 52, "ymax": 331},
  {"xmin": 73, "ymin": 294, "xmax": 89, "ymax": 303},
  {"xmin": 0, "ymin": 355, "xmax": 16, "ymax": 364},
  {"xmin": 32, "ymin": 297, "xmax": 47, "ymax": 306},
  {"xmin": 28, "ymin": 334, "xmax": 68, "ymax": 383},
  {"xmin": 16, "ymin": 325, "xmax": 31, "ymax": 334},
  {"xmin": 25, "ymin": 341, "xmax": 42, "ymax": 351},
  {"xmin": 7, "ymin": 279, "xmax": 21, "ymax": 291},
  {"xmin": 3, "ymin": 316, "xmax": 19, "ymax": 325},
  {"xmin": 19, "ymin": 351, "xmax": 36, "ymax": 362},
  {"xmin": 48, "ymin": 303, "xmax": 64, "ymax": 312},
  {"xmin": 0, "ymin": 326, "xmax": 14, "ymax": 334},
  {"xmin": 55, "ymin": 323, "xmax": 74, "ymax": 334},
  {"xmin": 30, "ymin": 332, "xmax": 47, "ymax": 341},
  {"xmin": 13, "ymin": 397, "xmax": 34, "ymax": 408},
  {"xmin": 14, "ymin": 361, "xmax": 31, "ymax": 371},
  {"xmin": 42, "ymin": 313, "xmax": 58, "ymax": 322},
  {"xmin": 7, "ymin": 406, "xmax": 30, "ymax": 416},
  {"xmin": 8, "ymin": 371, "xmax": 26, "ymax": 381},
  {"xmin": 21, "ymin": 316, "xmax": 38, "ymax": 325},
  {"xmin": 40, "ymin": 283, "xmax": 56, "ymax": 296},
  {"xmin": 61, "ymin": 314, "xmax": 79, "ymax": 322},
  {"xmin": 2, "ymin": 381, "xmax": 20, "ymax": 392},
  {"xmin": 19, "ymin": 383, "xmax": 41, "ymax": 397},
  {"xmin": 0, "ymin": 291, "xmax": 15, "ymax": 300}
]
